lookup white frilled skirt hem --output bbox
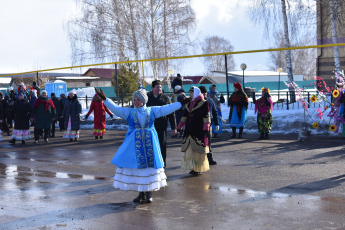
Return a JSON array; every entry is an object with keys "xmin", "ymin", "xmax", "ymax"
[{"xmin": 113, "ymin": 167, "xmax": 167, "ymax": 192}]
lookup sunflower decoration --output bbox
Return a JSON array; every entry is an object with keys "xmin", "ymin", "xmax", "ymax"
[
  {"xmin": 312, "ymin": 122, "xmax": 319, "ymax": 129},
  {"xmin": 333, "ymin": 89, "xmax": 340, "ymax": 98},
  {"xmin": 310, "ymin": 96, "xmax": 317, "ymax": 103},
  {"xmin": 329, "ymin": 125, "xmax": 337, "ymax": 132},
  {"xmin": 324, "ymin": 106, "xmax": 328, "ymax": 110}
]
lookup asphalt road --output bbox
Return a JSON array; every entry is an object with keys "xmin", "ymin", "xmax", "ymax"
[{"xmin": 1, "ymin": 129, "xmax": 345, "ymax": 230}]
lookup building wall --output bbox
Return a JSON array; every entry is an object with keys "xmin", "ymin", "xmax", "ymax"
[
  {"xmin": 61, "ymin": 80, "xmax": 112, "ymax": 88},
  {"xmin": 317, "ymin": 0, "xmax": 345, "ymax": 87}
]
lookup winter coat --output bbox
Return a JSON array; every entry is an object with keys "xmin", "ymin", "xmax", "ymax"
[
  {"xmin": 178, "ymin": 95, "xmax": 211, "ymax": 153},
  {"xmin": 30, "ymin": 95, "xmax": 37, "ymax": 108},
  {"xmin": 0, "ymin": 102, "xmax": 3, "ymax": 120},
  {"xmin": 51, "ymin": 96, "xmax": 62, "ymax": 117},
  {"xmin": 146, "ymin": 91, "xmax": 176, "ymax": 131},
  {"xmin": 13, "ymin": 99, "xmax": 31, "ymax": 130},
  {"xmin": 206, "ymin": 97, "xmax": 219, "ymax": 125},
  {"xmin": 171, "ymin": 78, "xmax": 183, "ymax": 90},
  {"xmin": 62, "ymin": 95, "xmax": 82, "ymax": 130},
  {"xmin": 31, "ymin": 96, "xmax": 56, "ymax": 129},
  {"xmin": 85, "ymin": 100, "xmax": 112, "ymax": 130}
]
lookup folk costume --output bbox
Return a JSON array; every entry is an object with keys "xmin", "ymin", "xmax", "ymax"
[
  {"xmin": 338, "ymin": 88, "xmax": 345, "ymax": 136},
  {"xmin": 229, "ymin": 83, "xmax": 248, "ymax": 138},
  {"xmin": 102, "ymin": 88, "xmax": 185, "ymax": 203},
  {"xmin": 254, "ymin": 88, "xmax": 273, "ymax": 139},
  {"xmin": 207, "ymin": 84, "xmax": 223, "ymax": 136},
  {"xmin": 10, "ymin": 93, "xmax": 32, "ymax": 144},
  {"xmin": 31, "ymin": 91, "xmax": 56, "ymax": 143},
  {"xmin": 62, "ymin": 92, "xmax": 82, "ymax": 141},
  {"xmin": 333, "ymin": 79, "xmax": 345, "ymax": 135},
  {"xmin": 177, "ymin": 87, "xmax": 211, "ymax": 176},
  {"xmin": 85, "ymin": 94, "xmax": 113, "ymax": 139}
]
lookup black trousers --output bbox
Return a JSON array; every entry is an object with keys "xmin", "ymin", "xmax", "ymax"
[
  {"xmin": 156, "ymin": 129, "xmax": 167, "ymax": 167},
  {"xmin": 1, "ymin": 118, "xmax": 9, "ymax": 133},
  {"xmin": 51, "ymin": 119, "xmax": 57, "ymax": 135},
  {"xmin": 59, "ymin": 117, "xmax": 65, "ymax": 131},
  {"xmin": 34, "ymin": 128, "xmax": 50, "ymax": 141}
]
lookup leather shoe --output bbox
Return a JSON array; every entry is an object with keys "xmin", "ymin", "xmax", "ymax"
[
  {"xmin": 133, "ymin": 192, "xmax": 145, "ymax": 203},
  {"xmin": 145, "ymin": 192, "xmax": 153, "ymax": 203}
]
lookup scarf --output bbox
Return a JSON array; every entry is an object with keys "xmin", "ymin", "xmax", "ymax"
[
  {"xmin": 229, "ymin": 91, "xmax": 248, "ymax": 120},
  {"xmin": 255, "ymin": 97, "xmax": 273, "ymax": 114},
  {"xmin": 190, "ymin": 94, "xmax": 204, "ymax": 110},
  {"xmin": 33, "ymin": 97, "xmax": 56, "ymax": 112}
]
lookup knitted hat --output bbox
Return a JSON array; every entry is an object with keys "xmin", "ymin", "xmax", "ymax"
[
  {"xmin": 234, "ymin": 83, "xmax": 242, "ymax": 90},
  {"xmin": 152, "ymin": 80, "xmax": 161, "ymax": 88},
  {"xmin": 174, "ymin": 85, "xmax": 182, "ymax": 91},
  {"xmin": 133, "ymin": 88, "xmax": 148, "ymax": 104},
  {"xmin": 199, "ymin": 86, "xmax": 207, "ymax": 94},
  {"xmin": 41, "ymin": 90, "xmax": 47, "ymax": 95}
]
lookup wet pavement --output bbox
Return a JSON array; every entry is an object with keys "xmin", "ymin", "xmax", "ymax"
[{"xmin": 1, "ymin": 129, "xmax": 345, "ymax": 229}]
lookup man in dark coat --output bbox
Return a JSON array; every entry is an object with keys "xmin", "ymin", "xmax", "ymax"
[
  {"xmin": 31, "ymin": 90, "xmax": 56, "ymax": 143},
  {"xmin": 50, "ymin": 93, "xmax": 61, "ymax": 137},
  {"xmin": 199, "ymin": 86, "xmax": 219, "ymax": 165},
  {"xmin": 171, "ymin": 73, "xmax": 183, "ymax": 91},
  {"xmin": 61, "ymin": 92, "xmax": 82, "ymax": 141},
  {"xmin": 59, "ymin": 93, "xmax": 67, "ymax": 131},
  {"xmin": 0, "ymin": 92, "xmax": 10, "ymax": 136},
  {"xmin": 147, "ymin": 80, "xmax": 177, "ymax": 167}
]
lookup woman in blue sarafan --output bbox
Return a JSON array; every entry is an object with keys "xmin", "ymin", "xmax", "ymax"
[{"xmin": 96, "ymin": 88, "xmax": 188, "ymax": 203}]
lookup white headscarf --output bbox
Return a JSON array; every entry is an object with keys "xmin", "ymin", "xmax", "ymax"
[{"xmin": 193, "ymin": 87, "xmax": 201, "ymax": 99}]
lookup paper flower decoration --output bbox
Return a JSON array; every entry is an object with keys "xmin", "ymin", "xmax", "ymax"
[
  {"xmin": 312, "ymin": 122, "xmax": 319, "ymax": 129},
  {"xmin": 311, "ymin": 96, "xmax": 317, "ymax": 103},
  {"xmin": 329, "ymin": 125, "xmax": 337, "ymax": 132},
  {"xmin": 333, "ymin": 90, "xmax": 340, "ymax": 98}
]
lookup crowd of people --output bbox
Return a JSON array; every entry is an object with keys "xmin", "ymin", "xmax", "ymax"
[{"xmin": 0, "ymin": 74, "xmax": 310, "ymax": 204}]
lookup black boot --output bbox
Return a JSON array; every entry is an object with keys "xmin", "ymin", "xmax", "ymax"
[
  {"xmin": 145, "ymin": 192, "xmax": 153, "ymax": 203},
  {"xmin": 207, "ymin": 153, "xmax": 217, "ymax": 165},
  {"xmin": 264, "ymin": 132, "xmax": 269, "ymax": 139},
  {"xmin": 258, "ymin": 133, "xmax": 264, "ymax": 139},
  {"xmin": 231, "ymin": 127, "xmax": 236, "ymax": 138},
  {"xmin": 133, "ymin": 192, "xmax": 145, "ymax": 203},
  {"xmin": 238, "ymin": 128, "xmax": 243, "ymax": 138},
  {"xmin": 95, "ymin": 136, "xmax": 98, "ymax": 139},
  {"xmin": 22, "ymin": 140, "xmax": 25, "ymax": 144},
  {"xmin": 9, "ymin": 139, "xmax": 16, "ymax": 144},
  {"xmin": 100, "ymin": 136, "xmax": 103, "ymax": 139}
]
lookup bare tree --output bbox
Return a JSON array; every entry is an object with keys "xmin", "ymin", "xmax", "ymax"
[
  {"xmin": 202, "ymin": 36, "xmax": 235, "ymax": 75},
  {"xmin": 267, "ymin": 31, "xmax": 316, "ymax": 80},
  {"xmin": 244, "ymin": 0, "xmax": 316, "ymax": 101},
  {"xmin": 66, "ymin": 0, "xmax": 196, "ymax": 80}
]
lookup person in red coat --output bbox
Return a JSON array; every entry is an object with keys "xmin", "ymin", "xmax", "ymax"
[{"xmin": 85, "ymin": 94, "xmax": 114, "ymax": 139}]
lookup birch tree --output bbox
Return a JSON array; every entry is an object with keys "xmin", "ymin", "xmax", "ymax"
[
  {"xmin": 66, "ymin": 0, "xmax": 196, "ymax": 80},
  {"xmin": 202, "ymin": 36, "xmax": 235, "ymax": 75},
  {"xmin": 245, "ymin": 0, "xmax": 316, "ymax": 101},
  {"xmin": 328, "ymin": 0, "xmax": 342, "ymax": 77}
]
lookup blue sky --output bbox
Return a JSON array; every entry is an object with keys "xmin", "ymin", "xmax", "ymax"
[{"xmin": 0, "ymin": 0, "xmax": 269, "ymax": 75}]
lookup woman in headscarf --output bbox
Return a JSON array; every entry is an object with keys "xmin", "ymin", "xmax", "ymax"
[
  {"xmin": 85, "ymin": 94, "xmax": 114, "ymax": 139},
  {"xmin": 9, "ymin": 92, "xmax": 32, "ymax": 144},
  {"xmin": 95, "ymin": 88, "xmax": 189, "ymax": 203},
  {"xmin": 228, "ymin": 83, "xmax": 248, "ymax": 138},
  {"xmin": 61, "ymin": 91, "xmax": 82, "ymax": 141},
  {"xmin": 177, "ymin": 86, "xmax": 210, "ymax": 176},
  {"xmin": 253, "ymin": 87, "xmax": 273, "ymax": 139},
  {"xmin": 31, "ymin": 90, "xmax": 56, "ymax": 144}
]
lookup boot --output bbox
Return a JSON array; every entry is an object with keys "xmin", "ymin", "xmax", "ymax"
[
  {"xmin": 22, "ymin": 140, "xmax": 25, "ymax": 144},
  {"xmin": 213, "ymin": 133, "xmax": 218, "ymax": 138},
  {"xmin": 258, "ymin": 133, "xmax": 264, "ymax": 140},
  {"xmin": 9, "ymin": 139, "xmax": 16, "ymax": 144},
  {"xmin": 95, "ymin": 136, "xmax": 98, "ymax": 139},
  {"xmin": 264, "ymin": 132, "xmax": 269, "ymax": 139},
  {"xmin": 145, "ymin": 192, "xmax": 153, "ymax": 203},
  {"xmin": 100, "ymin": 136, "xmax": 103, "ymax": 139},
  {"xmin": 70, "ymin": 138, "xmax": 73, "ymax": 142},
  {"xmin": 238, "ymin": 128, "xmax": 243, "ymax": 138},
  {"xmin": 207, "ymin": 153, "xmax": 217, "ymax": 165},
  {"xmin": 133, "ymin": 192, "xmax": 145, "ymax": 203},
  {"xmin": 231, "ymin": 127, "xmax": 236, "ymax": 138},
  {"xmin": 74, "ymin": 138, "xmax": 78, "ymax": 141},
  {"xmin": 34, "ymin": 140, "xmax": 39, "ymax": 144},
  {"xmin": 44, "ymin": 138, "xmax": 49, "ymax": 142}
]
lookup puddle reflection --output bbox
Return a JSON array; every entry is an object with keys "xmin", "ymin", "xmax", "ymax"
[{"xmin": 0, "ymin": 164, "xmax": 108, "ymax": 182}]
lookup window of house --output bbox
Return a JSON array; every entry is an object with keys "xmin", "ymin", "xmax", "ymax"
[{"xmin": 86, "ymin": 82, "xmax": 91, "ymax": 86}]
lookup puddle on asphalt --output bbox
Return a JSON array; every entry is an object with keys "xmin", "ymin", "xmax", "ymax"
[
  {"xmin": 206, "ymin": 185, "xmax": 318, "ymax": 200},
  {"xmin": 0, "ymin": 164, "xmax": 109, "ymax": 181}
]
